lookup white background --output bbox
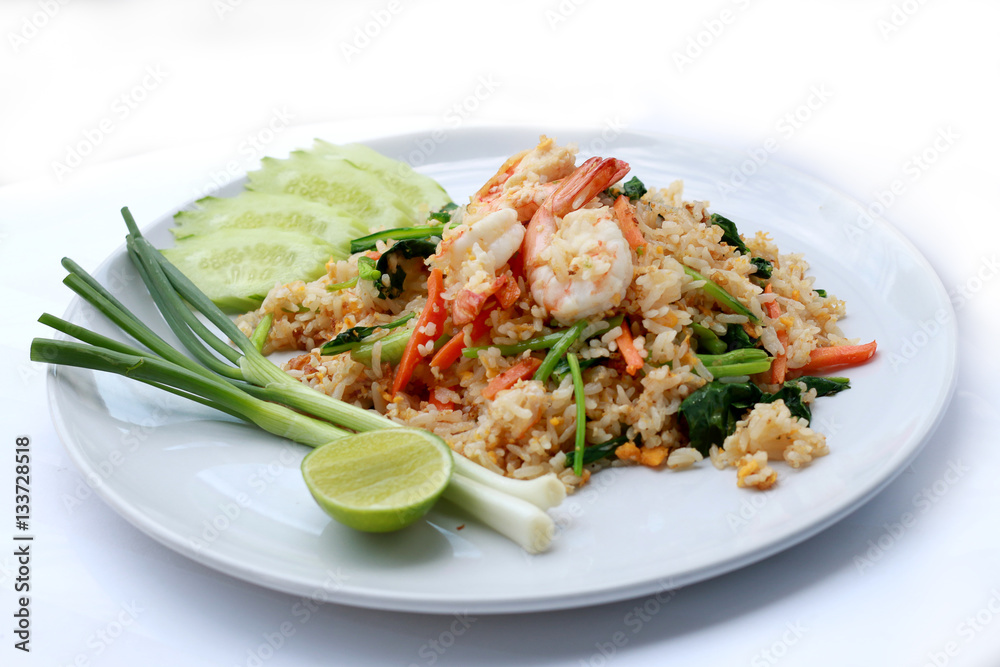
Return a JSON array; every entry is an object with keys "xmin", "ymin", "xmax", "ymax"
[{"xmin": 2, "ymin": 1, "xmax": 999, "ymax": 665}]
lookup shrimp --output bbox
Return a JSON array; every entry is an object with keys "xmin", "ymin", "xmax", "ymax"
[
  {"xmin": 522, "ymin": 156, "xmax": 634, "ymax": 322},
  {"xmin": 431, "ymin": 136, "xmax": 577, "ymax": 324}
]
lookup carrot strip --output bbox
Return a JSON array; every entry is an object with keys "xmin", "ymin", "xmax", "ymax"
[
  {"xmin": 430, "ymin": 304, "xmax": 496, "ymax": 371},
  {"xmin": 392, "ymin": 268, "xmax": 446, "ymax": 396},
  {"xmin": 429, "ymin": 333, "xmax": 466, "ymax": 370},
  {"xmin": 799, "ymin": 341, "xmax": 877, "ymax": 372},
  {"xmin": 763, "ymin": 284, "xmax": 787, "ymax": 384},
  {"xmin": 613, "ymin": 195, "xmax": 646, "ymax": 253},
  {"xmin": 615, "ymin": 321, "xmax": 644, "ymax": 376},
  {"xmin": 482, "ymin": 357, "xmax": 542, "ymax": 400}
]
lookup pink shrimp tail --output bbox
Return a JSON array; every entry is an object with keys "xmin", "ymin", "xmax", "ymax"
[{"xmin": 522, "ymin": 157, "xmax": 630, "ymax": 266}]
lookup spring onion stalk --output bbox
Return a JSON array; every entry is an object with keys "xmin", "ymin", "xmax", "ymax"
[
  {"xmin": 697, "ymin": 348, "xmax": 769, "ymax": 366},
  {"xmin": 449, "ymin": 456, "xmax": 565, "ymax": 510},
  {"xmin": 250, "ymin": 314, "xmax": 273, "ymax": 353},
  {"xmin": 691, "ymin": 323, "xmax": 727, "ymax": 355},
  {"xmin": 705, "ymin": 360, "xmax": 772, "ymax": 377},
  {"xmin": 32, "ymin": 207, "xmax": 566, "ymax": 553},
  {"xmin": 682, "ymin": 266, "xmax": 760, "ymax": 324},
  {"xmin": 567, "ymin": 353, "xmax": 586, "ymax": 476},
  {"xmin": 463, "ymin": 314, "xmax": 624, "ymax": 359},
  {"xmin": 440, "ymin": 474, "xmax": 554, "ymax": 555},
  {"xmin": 326, "ymin": 277, "xmax": 358, "ymax": 292},
  {"xmin": 349, "ymin": 223, "xmax": 448, "ymax": 253},
  {"xmin": 533, "ymin": 319, "xmax": 587, "ymax": 383}
]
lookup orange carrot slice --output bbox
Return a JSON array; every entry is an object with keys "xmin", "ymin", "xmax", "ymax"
[
  {"xmin": 613, "ymin": 195, "xmax": 646, "ymax": 253},
  {"xmin": 482, "ymin": 357, "xmax": 542, "ymax": 400},
  {"xmin": 763, "ymin": 284, "xmax": 787, "ymax": 384},
  {"xmin": 429, "ymin": 305, "xmax": 496, "ymax": 371},
  {"xmin": 799, "ymin": 341, "xmax": 878, "ymax": 372},
  {"xmin": 392, "ymin": 268, "xmax": 446, "ymax": 396},
  {"xmin": 615, "ymin": 321, "xmax": 644, "ymax": 376}
]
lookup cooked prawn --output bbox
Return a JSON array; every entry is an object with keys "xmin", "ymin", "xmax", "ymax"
[
  {"xmin": 522, "ymin": 157, "xmax": 634, "ymax": 322},
  {"xmin": 431, "ymin": 136, "xmax": 577, "ymax": 324}
]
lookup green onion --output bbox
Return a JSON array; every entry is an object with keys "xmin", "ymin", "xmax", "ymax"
[
  {"xmin": 31, "ymin": 207, "xmax": 567, "ymax": 553},
  {"xmin": 250, "ymin": 314, "xmax": 272, "ymax": 353},
  {"xmin": 567, "ymin": 353, "xmax": 586, "ymax": 476},
  {"xmin": 326, "ymin": 277, "xmax": 358, "ymax": 292},
  {"xmin": 691, "ymin": 323, "xmax": 727, "ymax": 355},
  {"xmin": 683, "ymin": 266, "xmax": 760, "ymax": 324},
  {"xmin": 320, "ymin": 312, "xmax": 415, "ymax": 356},
  {"xmin": 551, "ymin": 355, "xmax": 600, "ymax": 383},
  {"xmin": 349, "ymin": 223, "xmax": 447, "ymax": 254},
  {"xmin": 463, "ymin": 314, "xmax": 624, "ymax": 359},
  {"xmin": 533, "ymin": 320, "xmax": 587, "ymax": 383}
]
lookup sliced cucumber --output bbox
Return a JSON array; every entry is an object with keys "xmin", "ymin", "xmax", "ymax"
[
  {"xmin": 172, "ymin": 192, "xmax": 369, "ymax": 256},
  {"xmin": 246, "ymin": 152, "xmax": 417, "ymax": 232},
  {"xmin": 311, "ymin": 140, "xmax": 452, "ymax": 214},
  {"xmin": 161, "ymin": 228, "xmax": 336, "ymax": 312}
]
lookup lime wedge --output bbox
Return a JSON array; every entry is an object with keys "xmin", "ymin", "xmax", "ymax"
[{"xmin": 301, "ymin": 428, "xmax": 453, "ymax": 532}]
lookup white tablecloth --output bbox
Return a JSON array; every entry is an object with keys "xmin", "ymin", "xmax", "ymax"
[{"xmin": 2, "ymin": 2, "xmax": 998, "ymax": 665}]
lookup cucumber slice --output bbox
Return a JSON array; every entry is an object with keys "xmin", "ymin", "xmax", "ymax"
[
  {"xmin": 246, "ymin": 153, "xmax": 417, "ymax": 232},
  {"xmin": 171, "ymin": 192, "xmax": 369, "ymax": 255},
  {"xmin": 311, "ymin": 140, "xmax": 452, "ymax": 214},
  {"xmin": 162, "ymin": 228, "xmax": 336, "ymax": 312}
]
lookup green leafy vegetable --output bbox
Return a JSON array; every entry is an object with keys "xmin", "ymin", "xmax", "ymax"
[
  {"xmin": 464, "ymin": 314, "xmax": 624, "ymax": 359},
  {"xmin": 814, "ymin": 289, "xmax": 827, "ymax": 298},
  {"xmin": 751, "ymin": 257, "xmax": 773, "ymax": 278},
  {"xmin": 709, "ymin": 213, "xmax": 749, "ymax": 254},
  {"xmin": 710, "ymin": 213, "xmax": 773, "ymax": 278},
  {"xmin": 679, "ymin": 376, "xmax": 851, "ymax": 454},
  {"xmin": 622, "ymin": 176, "xmax": 647, "ymax": 201},
  {"xmin": 721, "ymin": 323, "xmax": 757, "ymax": 352},
  {"xmin": 574, "ymin": 432, "xmax": 635, "ymax": 466},
  {"xmin": 427, "ymin": 202, "xmax": 458, "ymax": 224},
  {"xmin": 373, "ymin": 238, "xmax": 438, "ymax": 299},
  {"xmin": 679, "ymin": 382, "xmax": 764, "ymax": 455},
  {"xmin": 320, "ymin": 313, "xmax": 415, "ymax": 356}
]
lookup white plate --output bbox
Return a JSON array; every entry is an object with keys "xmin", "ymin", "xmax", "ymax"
[{"xmin": 47, "ymin": 126, "xmax": 957, "ymax": 613}]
